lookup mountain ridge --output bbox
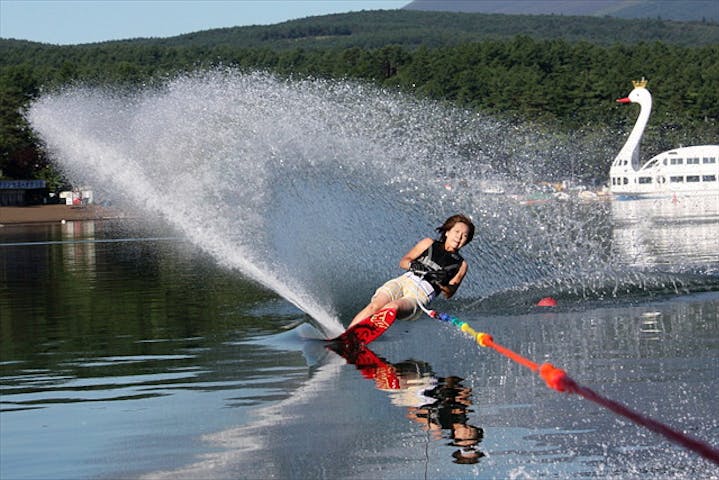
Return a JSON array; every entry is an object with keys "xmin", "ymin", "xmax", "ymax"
[
  {"xmin": 403, "ymin": 0, "xmax": 719, "ymax": 22},
  {"xmin": 2, "ymin": 9, "xmax": 717, "ymax": 49}
]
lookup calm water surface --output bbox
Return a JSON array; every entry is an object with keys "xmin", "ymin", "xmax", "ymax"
[{"xmin": 1, "ymin": 210, "xmax": 717, "ymax": 480}]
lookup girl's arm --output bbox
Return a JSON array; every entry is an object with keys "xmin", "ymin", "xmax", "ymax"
[
  {"xmin": 399, "ymin": 237, "xmax": 434, "ymax": 270},
  {"xmin": 438, "ymin": 260, "xmax": 468, "ymax": 299}
]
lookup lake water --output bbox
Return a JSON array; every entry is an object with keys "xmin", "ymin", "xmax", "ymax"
[
  {"xmin": 5, "ymin": 71, "xmax": 718, "ymax": 478},
  {"xmin": 1, "ymin": 200, "xmax": 717, "ymax": 479}
]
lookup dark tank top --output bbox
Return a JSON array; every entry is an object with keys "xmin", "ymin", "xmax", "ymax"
[{"xmin": 414, "ymin": 241, "xmax": 464, "ymax": 291}]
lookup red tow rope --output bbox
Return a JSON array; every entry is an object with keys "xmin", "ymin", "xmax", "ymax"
[{"xmin": 427, "ymin": 309, "xmax": 719, "ymax": 465}]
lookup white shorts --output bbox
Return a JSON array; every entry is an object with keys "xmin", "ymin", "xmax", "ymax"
[{"xmin": 372, "ymin": 272, "xmax": 436, "ymax": 320}]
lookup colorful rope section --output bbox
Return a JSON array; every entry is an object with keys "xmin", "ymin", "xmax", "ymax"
[{"xmin": 425, "ymin": 308, "xmax": 719, "ymax": 466}]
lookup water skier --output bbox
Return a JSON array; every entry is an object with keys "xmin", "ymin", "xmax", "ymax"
[{"xmin": 345, "ymin": 214, "xmax": 475, "ymax": 331}]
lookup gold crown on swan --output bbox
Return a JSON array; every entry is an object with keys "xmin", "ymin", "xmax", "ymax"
[{"xmin": 632, "ymin": 77, "xmax": 648, "ymax": 88}]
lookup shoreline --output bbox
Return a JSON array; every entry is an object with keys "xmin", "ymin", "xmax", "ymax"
[{"xmin": 0, "ymin": 204, "xmax": 125, "ymax": 226}]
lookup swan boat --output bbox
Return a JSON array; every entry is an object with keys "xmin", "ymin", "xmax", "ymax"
[{"xmin": 610, "ymin": 79, "xmax": 719, "ymax": 198}]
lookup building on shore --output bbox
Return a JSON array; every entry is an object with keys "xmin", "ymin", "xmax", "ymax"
[{"xmin": 0, "ymin": 179, "xmax": 49, "ymax": 206}]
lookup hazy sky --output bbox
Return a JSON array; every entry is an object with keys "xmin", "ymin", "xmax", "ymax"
[{"xmin": 0, "ymin": 0, "xmax": 409, "ymax": 45}]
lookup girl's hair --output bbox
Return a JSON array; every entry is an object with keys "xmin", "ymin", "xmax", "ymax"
[{"xmin": 436, "ymin": 214, "xmax": 475, "ymax": 245}]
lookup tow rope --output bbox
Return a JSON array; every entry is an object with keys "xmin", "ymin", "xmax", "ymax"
[{"xmin": 422, "ymin": 306, "xmax": 719, "ymax": 465}]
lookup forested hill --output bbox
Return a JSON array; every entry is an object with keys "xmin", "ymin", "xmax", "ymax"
[
  {"xmin": 1, "ymin": 9, "xmax": 718, "ymax": 185},
  {"xmin": 2, "ymin": 9, "xmax": 718, "ymax": 50},
  {"xmin": 158, "ymin": 9, "xmax": 719, "ymax": 49},
  {"xmin": 404, "ymin": 0, "xmax": 719, "ymax": 23}
]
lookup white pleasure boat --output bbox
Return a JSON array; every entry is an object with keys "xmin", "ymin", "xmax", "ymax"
[{"xmin": 609, "ymin": 79, "xmax": 718, "ymax": 198}]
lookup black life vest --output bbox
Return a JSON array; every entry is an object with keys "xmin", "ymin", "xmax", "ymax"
[{"xmin": 414, "ymin": 241, "xmax": 464, "ymax": 291}]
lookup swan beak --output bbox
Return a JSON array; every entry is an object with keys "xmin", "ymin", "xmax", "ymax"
[{"xmin": 616, "ymin": 97, "xmax": 631, "ymax": 103}]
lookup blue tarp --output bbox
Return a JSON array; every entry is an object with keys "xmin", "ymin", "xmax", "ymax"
[{"xmin": 0, "ymin": 180, "xmax": 46, "ymax": 189}]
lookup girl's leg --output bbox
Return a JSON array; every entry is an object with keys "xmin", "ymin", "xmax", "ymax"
[
  {"xmin": 387, "ymin": 297, "xmax": 420, "ymax": 321},
  {"xmin": 347, "ymin": 291, "xmax": 392, "ymax": 329}
]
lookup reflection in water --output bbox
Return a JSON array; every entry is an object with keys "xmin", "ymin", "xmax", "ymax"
[
  {"xmin": 61, "ymin": 220, "xmax": 96, "ymax": 274},
  {"xmin": 611, "ymin": 196, "xmax": 719, "ymax": 269},
  {"xmin": 329, "ymin": 345, "xmax": 485, "ymax": 464},
  {"xmin": 406, "ymin": 374, "xmax": 485, "ymax": 465}
]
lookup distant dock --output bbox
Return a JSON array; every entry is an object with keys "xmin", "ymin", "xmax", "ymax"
[{"xmin": 0, "ymin": 205, "xmax": 124, "ymax": 225}]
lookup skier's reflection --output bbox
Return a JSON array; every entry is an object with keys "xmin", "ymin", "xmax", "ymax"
[{"xmin": 328, "ymin": 345, "xmax": 484, "ymax": 464}]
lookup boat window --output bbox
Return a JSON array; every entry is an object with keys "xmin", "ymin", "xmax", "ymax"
[
  {"xmin": 687, "ymin": 157, "xmax": 700, "ymax": 165},
  {"xmin": 638, "ymin": 177, "xmax": 652, "ymax": 184},
  {"xmin": 657, "ymin": 176, "xmax": 666, "ymax": 184},
  {"xmin": 702, "ymin": 175, "xmax": 717, "ymax": 182},
  {"xmin": 670, "ymin": 176, "xmax": 684, "ymax": 183},
  {"xmin": 663, "ymin": 158, "xmax": 668, "ymax": 165},
  {"xmin": 670, "ymin": 158, "xmax": 683, "ymax": 165},
  {"xmin": 623, "ymin": 177, "xmax": 628, "ymax": 185},
  {"xmin": 703, "ymin": 157, "xmax": 717, "ymax": 164},
  {"xmin": 686, "ymin": 175, "xmax": 700, "ymax": 182}
]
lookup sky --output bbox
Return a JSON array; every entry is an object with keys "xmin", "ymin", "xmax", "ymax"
[{"xmin": 0, "ymin": 0, "xmax": 409, "ymax": 45}]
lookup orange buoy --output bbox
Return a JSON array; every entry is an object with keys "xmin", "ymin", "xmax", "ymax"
[{"xmin": 537, "ymin": 297, "xmax": 558, "ymax": 307}]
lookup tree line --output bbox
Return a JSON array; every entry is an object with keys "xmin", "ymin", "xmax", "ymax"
[
  {"xmin": 98, "ymin": 10, "xmax": 719, "ymax": 49},
  {"xmin": 1, "ymin": 12, "xmax": 718, "ymax": 185}
]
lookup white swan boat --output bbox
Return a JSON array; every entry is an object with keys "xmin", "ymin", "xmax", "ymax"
[{"xmin": 610, "ymin": 79, "xmax": 719, "ymax": 198}]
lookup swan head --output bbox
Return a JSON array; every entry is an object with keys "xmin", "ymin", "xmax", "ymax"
[{"xmin": 616, "ymin": 79, "xmax": 652, "ymax": 107}]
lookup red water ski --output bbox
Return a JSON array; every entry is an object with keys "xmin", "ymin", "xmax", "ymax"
[{"xmin": 329, "ymin": 307, "xmax": 397, "ymax": 349}]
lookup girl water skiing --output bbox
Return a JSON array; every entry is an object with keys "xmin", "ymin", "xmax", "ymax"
[{"xmin": 345, "ymin": 214, "xmax": 474, "ymax": 331}]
